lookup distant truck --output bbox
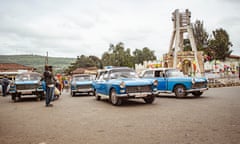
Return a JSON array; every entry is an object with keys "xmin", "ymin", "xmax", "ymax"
[{"xmin": 140, "ymin": 68, "xmax": 208, "ymax": 98}]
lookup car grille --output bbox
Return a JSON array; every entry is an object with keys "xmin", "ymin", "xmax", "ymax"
[
  {"xmin": 16, "ymin": 84, "xmax": 38, "ymax": 90},
  {"xmin": 77, "ymin": 84, "xmax": 92, "ymax": 89},
  {"xmin": 126, "ymin": 85, "xmax": 152, "ymax": 93},
  {"xmin": 192, "ymin": 82, "xmax": 207, "ymax": 89}
]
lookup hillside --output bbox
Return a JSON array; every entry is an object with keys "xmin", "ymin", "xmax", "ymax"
[{"xmin": 0, "ymin": 55, "xmax": 76, "ymax": 73}]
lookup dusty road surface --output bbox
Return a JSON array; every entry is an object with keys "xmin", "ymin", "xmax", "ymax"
[{"xmin": 0, "ymin": 87, "xmax": 240, "ymax": 144}]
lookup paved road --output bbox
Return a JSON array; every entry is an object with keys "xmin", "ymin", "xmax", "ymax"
[{"xmin": 0, "ymin": 87, "xmax": 240, "ymax": 144}]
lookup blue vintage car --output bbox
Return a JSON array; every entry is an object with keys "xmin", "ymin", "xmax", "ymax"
[
  {"xmin": 92, "ymin": 67, "xmax": 158, "ymax": 105},
  {"xmin": 70, "ymin": 74, "xmax": 95, "ymax": 96},
  {"xmin": 9, "ymin": 72, "xmax": 44, "ymax": 102},
  {"xmin": 140, "ymin": 68, "xmax": 208, "ymax": 98}
]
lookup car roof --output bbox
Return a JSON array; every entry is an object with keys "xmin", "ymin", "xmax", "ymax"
[
  {"xmin": 99, "ymin": 67, "xmax": 133, "ymax": 72},
  {"xmin": 72, "ymin": 74, "xmax": 91, "ymax": 77},
  {"xmin": 143, "ymin": 68, "xmax": 176, "ymax": 71}
]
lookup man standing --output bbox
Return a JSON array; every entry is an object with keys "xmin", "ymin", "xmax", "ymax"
[
  {"xmin": 1, "ymin": 75, "xmax": 9, "ymax": 96},
  {"xmin": 41, "ymin": 65, "xmax": 56, "ymax": 107}
]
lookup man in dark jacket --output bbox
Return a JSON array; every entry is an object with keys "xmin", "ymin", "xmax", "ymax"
[
  {"xmin": 41, "ymin": 65, "xmax": 56, "ymax": 107},
  {"xmin": 1, "ymin": 75, "xmax": 9, "ymax": 96}
]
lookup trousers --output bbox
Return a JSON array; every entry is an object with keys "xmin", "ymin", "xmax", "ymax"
[{"xmin": 46, "ymin": 86, "xmax": 54, "ymax": 106}]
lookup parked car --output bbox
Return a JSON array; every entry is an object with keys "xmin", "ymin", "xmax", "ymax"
[
  {"xmin": 9, "ymin": 72, "xmax": 44, "ymax": 102},
  {"xmin": 70, "ymin": 74, "xmax": 95, "ymax": 96},
  {"xmin": 140, "ymin": 68, "xmax": 208, "ymax": 98},
  {"xmin": 92, "ymin": 67, "xmax": 158, "ymax": 105}
]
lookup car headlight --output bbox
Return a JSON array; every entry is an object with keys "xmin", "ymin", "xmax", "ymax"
[
  {"xmin": 153, "ymin": 80, "xmax": 158, "ymax": 86},
  {"xmin": 192, "ymin": 78, "xmax": 196, "ymax": 84},
  {"xmin": 120, "ymin": 81, "xmax": 125, "ymax": 88}
]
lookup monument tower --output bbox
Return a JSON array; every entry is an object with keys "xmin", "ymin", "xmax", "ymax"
[{"xmin": 164, "ymin": 9, "xmax": 204, "ymax": 75}]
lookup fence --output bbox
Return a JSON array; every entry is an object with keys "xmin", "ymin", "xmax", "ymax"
[{"xmin": 206, "ymin": 73, "xmax": 240, "ymax": 88}]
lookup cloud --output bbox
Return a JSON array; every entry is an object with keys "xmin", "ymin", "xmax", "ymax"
[{"xmin": 0, "ymin": 0, "xmax": 240, "ymax": 58}]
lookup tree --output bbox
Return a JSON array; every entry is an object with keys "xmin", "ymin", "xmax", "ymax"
[
  {"xmin": 133, "ymin": 47, "xmax": 156, "ymax": 64},
  {"xmin": 192, "ymin": 20, "xmax": 209, "ymax": 51},
  {"xmin": 208, "ymin": 28, "xmax": 233, "ymax": 61},
  {"xmin": 101, "ymin": 42, "xmax": 134, "ymax": 67},
  {"xmin": 64, "ymin": 55, "xmax": 102, "ymax": 75}
]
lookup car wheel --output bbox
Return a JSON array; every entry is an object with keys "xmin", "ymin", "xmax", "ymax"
[
  {"xmin": 36, "ymin": 97, "xmax": 41, "ymax": 101},
  {"xmin": 110, "ymin": 89, "xmax": 122, "ymax": 106},
  {"xmin": 11, "ymin": 94, "xmax": 17, "ymax": 102},
  {"xmin": 40, "ymin": 92, "xmax": 44, "ymax": 100},
  {"xmin": 143, "ymin": 95, "xmax": 155, "ymax": 104},
  {"xmin": 71, "ymin": 91, "xmax": 75, "ymax": 97},
  {"xmin": 174, "ymin": 85, "xmax": 187, "ymax": 98},
  {"xmin": 192, "ymin": 91, "xmax": 203, "ymax": 97},
  {"xmin": 94, "ymin": 90, "xmax": 101, "ymax": 100}
]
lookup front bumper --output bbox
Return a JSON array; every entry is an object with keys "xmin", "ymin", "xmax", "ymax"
[
  {"xmin": 9, "ymin": 89, "xmax": 44, "ymax": 95},
  {"xmin": 72, "ymin": 88, "xmax": 93, "ymax": 93},
  {"xmin": 116, "ymin": 92, "xmax": 157, "ymax": 98},
  {"xmin": 185, "ymin": 87, "xmax": 209, "ymax": 93}
]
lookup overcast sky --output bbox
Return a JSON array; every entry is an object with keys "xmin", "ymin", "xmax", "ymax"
[{"xmin": 0, "ymin": 0, "xmax": 239, "ymax": 58}]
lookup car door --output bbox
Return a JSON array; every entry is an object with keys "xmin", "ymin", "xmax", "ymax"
[
  {"xmin": 94, "ymin": 71, "xmax": 106, "ymax": 94},
  {"xmin": 154, "ymin": 70, "xmax": 167, "ymax": 90},
  {"xmin": 100, "ymin": 71, "xmax": 110, "ymax": 96}
]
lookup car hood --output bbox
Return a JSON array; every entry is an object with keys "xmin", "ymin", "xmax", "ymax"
[
  {"xmin": 15, "ymin": 80, "xmax": 40, "ymax": 85},
  {"xmin": 110, "ymin": 78, "xmax": 152, "ymax": 86}
]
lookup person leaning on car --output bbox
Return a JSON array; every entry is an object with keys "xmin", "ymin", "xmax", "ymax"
[
  {"xmin": 41, "ymin": 65, "xmax": 56, "ymax": 107},
  {"xmin": 1, "ymin": 75, "xmax": 9, "ymax": 96}
]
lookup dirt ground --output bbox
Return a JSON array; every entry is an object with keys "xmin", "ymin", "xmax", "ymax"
[{"xmin": 0, "ymin": 87, "xmax": 240, "ymax": 144}]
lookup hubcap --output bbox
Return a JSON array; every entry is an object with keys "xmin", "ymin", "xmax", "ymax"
[{"xmin": 111, "ymin": 91, "xmax": 117, "ymax": 104}]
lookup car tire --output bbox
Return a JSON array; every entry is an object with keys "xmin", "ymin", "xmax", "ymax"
[
  {"xmin": 143, "ymin": 95, "xmax": 155, "ymax": 104},
  {"xmin": 40, "ymin": 93, "xmax": 44, "ymax": 100},
  {"xmin": 36, "ymin": 97, "xmax": 41, "ymax": 101},
  {"xmin": 192, "ymin": 91, "xmax": 203, "ymax": 97},
  {"xmin": 11, "ymin": 94, "xmax": 17, "ymax": 102},
  {"xmin": 94, "ymin": 90, "xmax": 101, "ymax": 100},
  {"xmin": 110, "ymin": 89, "xmax": 122, "ymax": 106},
  {"xmin": 174, "ymin": 85, "xmax": 187, "ymax": 98},
  {"xmin": 71, "ymin": 91, "xmax": 75, "ymax": 97}
]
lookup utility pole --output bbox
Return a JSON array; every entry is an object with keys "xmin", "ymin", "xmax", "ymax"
[{"xmin": 45, "ymin": 51, "xmax": 48, "ymax": 65}]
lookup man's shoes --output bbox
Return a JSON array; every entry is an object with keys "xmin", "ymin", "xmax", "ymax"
[{"xmin": 46, "ymin": 104, "xmax": 53, "ymax": 107}]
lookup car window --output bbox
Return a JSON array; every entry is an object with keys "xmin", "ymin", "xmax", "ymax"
[
  {"xmin": 154, "ymin": 70, "xmax": 165, "ymax": 77},
  {"xmin": 16, "ymin": 73, "xmax": 40, "ymax": 81},
  {"xmin": 166, "ymin": 69, "xmax": 184, "ymax": 77},
  {"xmin": 110, "ymin": 69, "xmax": 138, "ymax": 79},
  {"xmin": 103, "ymin": 71, "xmax": 109, "ymax": 80},
  {"xmin": 143, "ymin": 70, "xmax": 153, "ymax": 78},
  {"xmin": 73, "ymin": 75, "xmax": 91, "ymax": 81}
]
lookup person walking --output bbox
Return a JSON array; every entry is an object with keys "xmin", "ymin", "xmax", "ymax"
[
  {"xmin": 63, "ymin": 78, "xmax": 69, "ymax": 92},
  {"xmin": 1, "ymin": 75, "xmax": 9, "ymax": 96},
  {"xmin": 41, "ymin": 65, "xmax": 56, "ymax": 107}
]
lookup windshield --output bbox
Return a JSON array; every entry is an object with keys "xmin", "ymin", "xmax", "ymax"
[
  {"xmin": 16, "ymin": 73, "xmax": 41, "ymax": 81},
  {"xmin": 73, "ymin": 75, "xmax": 91, "ymax": 81},
  {"xmin": 110, "ymin": 69, "xmax": 138, "ymax": 79},
  {"xmin": 166, "ymin": 69, "xmax": 184, "ymax": 77}
]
